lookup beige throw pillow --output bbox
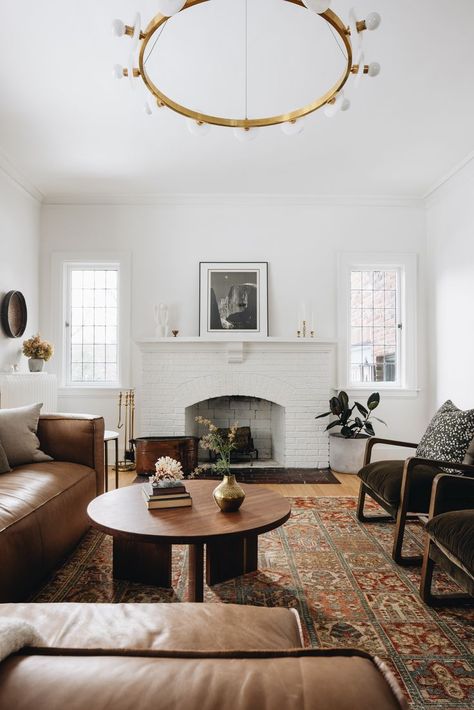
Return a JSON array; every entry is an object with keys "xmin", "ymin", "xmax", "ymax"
[
  {"xmin": 0, "ymin": 403, "xmax": 52, "ymax": 468},
  {"xmin": 0, "ymin": 439, "xmax": 11, "ymax": 473}
]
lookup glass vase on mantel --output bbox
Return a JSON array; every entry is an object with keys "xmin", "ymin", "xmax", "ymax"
[{"xmin": 154, "ymin": 303, "xmax": 169, "ymax": 338}]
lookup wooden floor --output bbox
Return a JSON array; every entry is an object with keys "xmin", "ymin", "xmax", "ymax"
[{"xmin": 106, "ymin": 469, "xmax": 360, "ymax": 497}]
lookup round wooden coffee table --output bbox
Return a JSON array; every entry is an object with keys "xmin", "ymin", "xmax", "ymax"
[{"xmin": 87, "ymin": 480, "xmax": 291, "ymax": 602}]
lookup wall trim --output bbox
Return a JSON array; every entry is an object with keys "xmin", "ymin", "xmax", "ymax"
[
  {"xmin": 0, "ymin": 147, "xmax": 43, "ymax": 202},
  {"xmin": 42, "ymin": 192, "xmax": 424, "ymax": 208},
  {"xmin": 424, "ymin": 148, "xmax": 474, "ymax": 203}
]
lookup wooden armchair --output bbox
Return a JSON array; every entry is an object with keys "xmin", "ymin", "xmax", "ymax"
[
  {"xmin": 420, "ymin": 473, "xmax": 474, "ymax": 605},
  {"xmin": 357, "ymin": 437, "xmax": 474, "ymax": 566}
]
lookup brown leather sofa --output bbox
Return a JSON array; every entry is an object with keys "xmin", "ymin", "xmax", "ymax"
[
  {"xmin": 0, "ymin": 602, "xmax": 407, "ymax": 710},
  {"xmin": 0, "ymin": 414, "xmax": 104, "ymax": 602}
]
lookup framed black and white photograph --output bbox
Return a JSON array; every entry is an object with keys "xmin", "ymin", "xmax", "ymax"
[{"xmin": 199, "ymin": 262, "xmax": 268, "ymax": 337}]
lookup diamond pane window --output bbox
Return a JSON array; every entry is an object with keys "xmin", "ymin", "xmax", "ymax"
[
  {"xmin": 350, "ymin": 269, "xmax": 400, "ymax": 384},
  {"xmin": 66, "ymin": 265, "xmax": 119, "ymax": 385}
]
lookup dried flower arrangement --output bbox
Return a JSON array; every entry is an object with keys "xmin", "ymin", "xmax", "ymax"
[
  {"xmin": 193, "ymin": 416, "xmax": 238, "ymax": 477},
  {"xmin": 22, "ymin": 334, "xmax": 54, "ymax": 361}
]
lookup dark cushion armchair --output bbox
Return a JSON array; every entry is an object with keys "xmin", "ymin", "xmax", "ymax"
[
  {"xmin": 420, "ymin": 473, "xmax": 474, "ymax": 605},
  {"xmin": 357, "ymin": 437, "xmax": 474, "ymax": 566}
]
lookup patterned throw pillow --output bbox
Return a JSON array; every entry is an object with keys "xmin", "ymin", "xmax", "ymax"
[{"xmin": 416, "ymin": 400, "xmax": 474, "ymax": 464}]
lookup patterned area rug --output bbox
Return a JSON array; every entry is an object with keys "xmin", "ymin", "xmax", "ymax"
[{"xmin": 33, "ymin": 497, "xmax": 473, "ymax": 709}]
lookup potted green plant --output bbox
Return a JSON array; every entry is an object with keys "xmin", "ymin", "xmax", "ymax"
[
  {"xmin": 316, "ymin": 391, "xmax": 385, "ymax": 474},
  {"xmin": 22, "ymin": 334, "xmax": 54, "ymax": 372},
  {"xmin": 194, "ymin": 416, "xmax": 245, "ymax": 511}
]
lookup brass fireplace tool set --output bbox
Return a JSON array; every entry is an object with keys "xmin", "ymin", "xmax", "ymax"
[{"xmin": 117, "ymin": 389, "xmax": 136, "ymax": 471}]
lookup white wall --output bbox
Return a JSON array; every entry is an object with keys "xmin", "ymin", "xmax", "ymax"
[
  {"xmin": 426, "ymin": 159, "xmax": 474, "ymax": 413},
  {"xmin": 40, "ymin": 199, "xmax": 429, "ymax": 447},
  {"xmin": 0, "ymin": 170, "xmax": 40, "ymax": 372}
]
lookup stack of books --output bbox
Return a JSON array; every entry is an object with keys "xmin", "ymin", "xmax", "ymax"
[{"xmin": 142, "ymin": 482, "xmax": 192, "ymax": 510}]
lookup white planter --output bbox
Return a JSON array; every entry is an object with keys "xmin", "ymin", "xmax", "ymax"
[{"xmin": 329, "ymin": 434, "xmax": 370, "ymax": 475}]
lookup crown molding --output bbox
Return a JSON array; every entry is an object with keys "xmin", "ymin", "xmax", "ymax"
[
  {"xmin": 42, "ymin": 192, "xmax": 424, "ymax": 208},
  {"xmin": 424, "ymin": 148, "xmax": 474, "ymax": 204},
  {"xmin": 0, "ymin": 147, "xmax": 43, "ymax": 202}
]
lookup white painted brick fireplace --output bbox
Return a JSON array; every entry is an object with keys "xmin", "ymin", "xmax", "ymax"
[{"xmin": 136, "ymin": 338, "xmax": 337, "ymax": 468}]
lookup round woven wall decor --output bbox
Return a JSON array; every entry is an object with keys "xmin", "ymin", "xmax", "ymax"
[{"xmin": 1, "ymin": 291, "xmax": 28, "ymax": 338}]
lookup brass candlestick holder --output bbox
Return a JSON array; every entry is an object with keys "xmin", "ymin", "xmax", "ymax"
[{"xmin": 297, "ymin": 320, "xmax": 315, "ymax": 338}]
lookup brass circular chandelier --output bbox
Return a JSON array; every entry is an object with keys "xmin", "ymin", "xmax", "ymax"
[{"xmin": 112, "ymin": 0, "xmax": 382, "ymax": 139}]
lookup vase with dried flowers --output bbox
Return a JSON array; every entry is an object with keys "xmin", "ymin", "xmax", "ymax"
[
  {"xmin": 22, "ymin": 334, "xmax": 54, "ymax": 372},
  {"xmin": 194, "ymin": 416, "xmax": 245, "ymax": 512}
]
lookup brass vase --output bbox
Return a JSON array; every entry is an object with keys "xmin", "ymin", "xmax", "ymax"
[{"xmin": 213, "ymin": 474, "xmax": 245, "ymax": 512}]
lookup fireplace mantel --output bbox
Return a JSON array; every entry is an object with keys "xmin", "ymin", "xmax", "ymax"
[
  {"xmin": 137, "ymin": 338, "xmax": 337, "ymax": 364},
  {"xmin": 136, "ymin": 342, "xmax": 337, "ymax": 347}
]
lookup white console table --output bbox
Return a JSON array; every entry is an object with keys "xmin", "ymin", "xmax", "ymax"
[{"xmin": 0, "ymin": 373, "xmax": 58, "ymax": 412}]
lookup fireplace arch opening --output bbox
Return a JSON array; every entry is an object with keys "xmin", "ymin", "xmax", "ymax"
[{"xmin": 185, "ymin": 395, "xmax": 286, "ymax": 467}]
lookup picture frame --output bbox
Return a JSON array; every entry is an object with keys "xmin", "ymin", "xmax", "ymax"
[{"xmin": 199, "ymin": 262, "xmax": 268, "ymax": 338}]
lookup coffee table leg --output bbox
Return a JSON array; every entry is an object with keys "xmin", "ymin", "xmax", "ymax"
[
  {"xmin": 206, "ymin": 535, "xmax": 258, "ymax": 586},
  {"xmin": 113, "ymin": 538, "xmax": 172, "ymax": 587},
  {"xmin": 188, "ymin": 543, "xmax": 204, "ymax": 602}
]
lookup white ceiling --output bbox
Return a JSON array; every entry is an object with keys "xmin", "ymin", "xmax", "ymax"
[{"xmin": 0, "ymin": 0, "xmax": 473, "ymax": 199}]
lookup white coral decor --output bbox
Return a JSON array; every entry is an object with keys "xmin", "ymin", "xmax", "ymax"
[{"xmin": 151, "ymin": 456, "xmax": 184, "ymax": 483}]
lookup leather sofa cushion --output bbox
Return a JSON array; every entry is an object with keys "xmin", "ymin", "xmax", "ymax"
[
  {"xmin": 0, "ymin": 603, "xmax": 303, "ymax": 651},
  {"xmin": 358, "ymin": 460, "xmax": 441, "ymax": 510},
  {"xmin": 426, "ymin": 510, "xmax": 474, "ymax": 575},
  {"xmin": 0, "ymin": 653, "xmax": 404, "ymax": 710},
  {"xmin": 0, "ymin": 462, "xmax": 95, "ymax": 533}
]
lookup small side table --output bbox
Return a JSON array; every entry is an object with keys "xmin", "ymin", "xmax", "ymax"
[{"xmin": 104, "ymin": 430, "xmax": 119, "ymax": 492}]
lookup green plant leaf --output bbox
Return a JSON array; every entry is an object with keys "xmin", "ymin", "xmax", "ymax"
[
  {"xmin": 355, "ymin": 401, "xmax": 368, "ymax": 417},
  {"xmin": 329, "ymin": 396, "xmax": 342, "ymax": 415},
  {"xmin": 340, "ymin": 409, "xmax": 350, "ymax": 425},
  {"xmin": 338, "ymin": 391, "xmax": 349, "ymax": 410},
  {"xmin": 373, "ymin": 416, "xmax": 387, "ymax": 425},
  {"xmin": 326, "ymin": 420, "xmax": 341, "ymax": 430},
  {"xmin": 315, "ymin": 411, "xmax": 332, "ymax": 419},
  {"xmin": 354, "ymin": 417, "xmax": 363, "ymax": 428},
  {"xmin": 341, "ymin": 426, "xmax": 353, "ymax": 438},
  {"xmin": 364, "ymin": 421, "xmax": 375, "ymax": 436},
  {"xmin": 367, "ymin": 392, "xmax": 380, "ymax": 410}
]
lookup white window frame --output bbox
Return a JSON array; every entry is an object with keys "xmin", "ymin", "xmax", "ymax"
[
  {"xmin": 337, "ymin": 252, "xmax": 418, "ymax": 393},
  {"xmin": 50, "ymin": 252, "xmax": 131, "ymax": 391}
]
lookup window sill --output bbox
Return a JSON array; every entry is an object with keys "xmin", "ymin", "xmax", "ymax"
[
  {"xmin": 59, "ymin": 386, "xmax": 124, "ymax": 398},
  {"xmin": 333, "ymin": 386, "xmax": 420, "ymax": 399}
]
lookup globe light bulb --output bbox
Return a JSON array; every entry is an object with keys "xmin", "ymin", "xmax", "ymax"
[
  {"xmin": 186, "ymin": 118, "xmax": 211, "ymax": 136},
  {"xmin": 341, "ymin": 97, "xmax": 351, "ymax": 111},
  {"xmin": 112, "ymin": 18, "xmax": 125, "ymax": 37},
  {"xmin": 130, "ymin": 13, "xmax": 142, "ymax": 50},
  {"xmin": 302, "ymin": 0, "xmax": 331, "ymax": 14},
  {"xmin": 281, "ymin": 120, "xmax": 304, "ymax": 136},
  {"xmin": 156, "ymin": 0, "xmax": 187, "ymax": 17},
  {"xmin": 368, "ymin": 62, "xmax": 381, "ymax": 77},
  {"xmin": 112, "ymin": 64, "xmax": 124, "ymax": 79},
  {"xmin": 324, "ymin": 92, "xmax": 344, "ymax": 118},
  {"xmin": 234, "ymin": 127, "xmax": 258, "ymax": 142},
  {"xmin": 366, "ymin": 11, "xmax": 381, "ymax": 30}
]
